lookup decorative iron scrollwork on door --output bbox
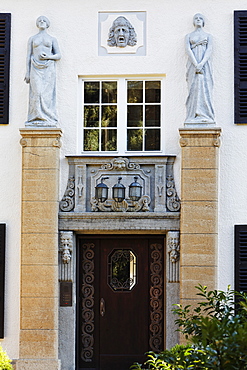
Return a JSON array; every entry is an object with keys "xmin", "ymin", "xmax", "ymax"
[
  {"xmin": 149, "ymin": 243, "xmax": 163, "ymax": 352},
  {"xmin": 81, "ymin": 243, "xmax": 95, "ymax": 363}
]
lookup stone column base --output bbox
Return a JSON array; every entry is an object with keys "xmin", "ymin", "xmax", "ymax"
[{"xmin": 15, "ymin": 359, "xmax": 61, "ymax": 370}]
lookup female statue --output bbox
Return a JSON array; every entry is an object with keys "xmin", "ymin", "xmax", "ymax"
[
  {"xmin": 25, "ymin": 16, "xmax": 61, "ymax": 126},
  {"xmin": 185, "ymin": 14, "xmax": 214, "ymax": 123}
]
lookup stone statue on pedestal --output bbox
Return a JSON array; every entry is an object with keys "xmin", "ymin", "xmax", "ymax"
[
  {"xmin": 185, "ymin": 14, "xmax": 215, "ymax": 124},
  {"xmin": 25, "ymin": 16, "xmax": 61, "ymax": 126}
]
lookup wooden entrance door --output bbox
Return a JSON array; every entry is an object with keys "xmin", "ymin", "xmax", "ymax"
[{"xmin": 77, "ymin": 236, "xmax": 164, "ymax": 370}]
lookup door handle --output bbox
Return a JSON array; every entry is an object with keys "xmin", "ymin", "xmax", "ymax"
[{"xmin": 100, "ymin": 298, "xmax": 105, "ymax": 317}]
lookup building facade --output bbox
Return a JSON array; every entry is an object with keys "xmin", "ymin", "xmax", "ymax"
[{"xmin": 0, "ymin": 1, "xmax": 246, "ymax": 369}]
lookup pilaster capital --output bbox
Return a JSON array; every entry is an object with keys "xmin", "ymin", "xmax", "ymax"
[
  {"xmin": 179, "ymin": 127, "xmax": 221, "ymax": 147},
  {"xmin": 20, "ymin": 128, "xmax": 63, "ymax": 148}
]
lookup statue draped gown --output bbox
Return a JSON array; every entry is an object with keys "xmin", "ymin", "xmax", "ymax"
[{"xmin": 185, "ymin": 34, "xmax": 214, "ymax": 123}]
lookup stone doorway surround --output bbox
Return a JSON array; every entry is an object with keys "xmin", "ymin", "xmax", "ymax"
[
  {"xmin": 58, "ymin": 155, "xmax": 180, "ymax": 370},
  {"xmin": 17, "ymin": 127, "xmax": 221, "ymax": 370}
]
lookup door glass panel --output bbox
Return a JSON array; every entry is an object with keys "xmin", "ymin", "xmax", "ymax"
[{"xmin": 108, "ymin": 249, "xmax": 137, "ymax": 291}]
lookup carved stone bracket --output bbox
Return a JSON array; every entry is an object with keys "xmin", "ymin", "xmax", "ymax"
[
  {"xmin": 166, "ymin": 175, "xmax": 181, "ymax": 212},
  {"xmin": 60, "ymin": 176, "xmax": 75, "ymax": 212},
  {"xmin": 59, "ymin": 231, "xmax": 73, "ymax": 281},
  {"xmin": 60, "ymin": 231, "xmax": 73, "ymax": 263},
  {"xmin": 90, "ymin": 195, "xmax": 151, "ymax": 212},
  {"xmin": 167, "ymin": 231, "xmax": 180, "ymax": 282}
]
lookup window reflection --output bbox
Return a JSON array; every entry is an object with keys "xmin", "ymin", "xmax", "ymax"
[
  {"xmin": 102, "ymin": 81, "xmax": 117, "ymax": 103},
  {"xmin": 145, "ymin": 81, "xmax": 161, "ymax": 103},
  {"xmin": 84, "ymin": 81, "xmax": 100, "ymax": 103},
  {"xmin": 127, "ymin": 81, "xmax": 143, "ymax": 103},
  {"xmin": 127, "ymin": 129, "xmax": 143, "ymax": 151},
  {"xmin": 83, "ymin": 81, "xmax": 117, "ymax": 151}
]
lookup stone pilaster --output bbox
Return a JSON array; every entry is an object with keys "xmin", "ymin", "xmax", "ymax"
[
  {"xmin": 179, "ymin": 128, "xmax": 221, "ymax": 315},
  {"xmin": 17, "ymin": 128, "xmax": 62, "ymax": 370}
]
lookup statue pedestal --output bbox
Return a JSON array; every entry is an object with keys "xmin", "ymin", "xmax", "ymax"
[
  {"xmin": 16, "ymin": 128, "xmax": 62, "ymax": 370},
  {"xmin": 179, "ymin": 127, "xmax": 221, "ymax": 342}
]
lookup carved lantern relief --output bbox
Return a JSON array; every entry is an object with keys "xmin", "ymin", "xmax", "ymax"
[
  {"xmin": 90, "ymin": 158, "xmax": 151, "ymax": 212},
  {"xmin": 59, "ymin": 156, "xmax": 180, "ymax": 213}
]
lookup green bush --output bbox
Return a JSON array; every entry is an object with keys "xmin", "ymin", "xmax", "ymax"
[
  {"xmin": 131, "ymin": 285, "xmax": 247, "ymax": 370},
  {"xmin": 0, "ymin": 345, "xmax": 13, "ymax": 370},
  {"xmin": 131, "ymin": 344, "xmax": 210, "ymax": 369}
]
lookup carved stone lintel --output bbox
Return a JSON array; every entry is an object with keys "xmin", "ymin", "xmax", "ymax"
[
  {"xmin": 90, "ymin": 195, "xmax": 151, "ymax": 212},
  {"xmin": 166, "ymin": 175, "xmax": 181, "ymax": 212},
  {"xmin": 59, "ymin": 176, "xmax": 75, "ymax": 212}
]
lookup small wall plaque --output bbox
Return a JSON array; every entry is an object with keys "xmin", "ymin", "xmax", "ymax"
[
  {"xmin": 98, "ymin": 11, "xmax": 146, "ymax": 56},
  {"xmin": 60, "ymin": 281, "xmax": 73, "ymax": 307}
]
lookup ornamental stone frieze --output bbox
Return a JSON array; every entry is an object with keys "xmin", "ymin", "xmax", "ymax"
[{"xmin": 59, "ymin": 156, "xmax": 180, "ymax": 215}]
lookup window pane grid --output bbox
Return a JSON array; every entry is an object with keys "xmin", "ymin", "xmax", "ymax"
[
  {"xmin": 127, "ymin": 80, "xmax": 161, "ymax": 151},
  {"xmin": 83, "ymin": 81, "xmax": 118, "ymax": 151},
  {"xmin": 82, "ymin": 78, "xmax": 162, "ymax": 153}
]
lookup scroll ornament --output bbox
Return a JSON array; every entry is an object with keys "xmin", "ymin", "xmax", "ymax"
[
  {"xmin": 166, "ymin": 175, "xmax": 181, "ymax": 212},
  {"xmin": 59, "ymin": 176, "xmax": 75, "ymax": 212}
]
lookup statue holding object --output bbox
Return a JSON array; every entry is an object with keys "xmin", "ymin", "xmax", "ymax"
[{"xmin": 25, "ymin": 16, "xmax": 61, "ymax": 126}]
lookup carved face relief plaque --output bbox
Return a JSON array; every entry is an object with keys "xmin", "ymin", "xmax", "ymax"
[
  {"xmin": 108, "ymin": 16, "xmax": 137, "ymax": 48},
  {"xmin": 98, "ymin": 12, "xmax": 146, "ymax": 55}
]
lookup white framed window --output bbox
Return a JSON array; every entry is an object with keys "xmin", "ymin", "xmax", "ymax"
[{"xmin": 78, "ymin": 76, "xmax": 165, "ymax": 154}]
